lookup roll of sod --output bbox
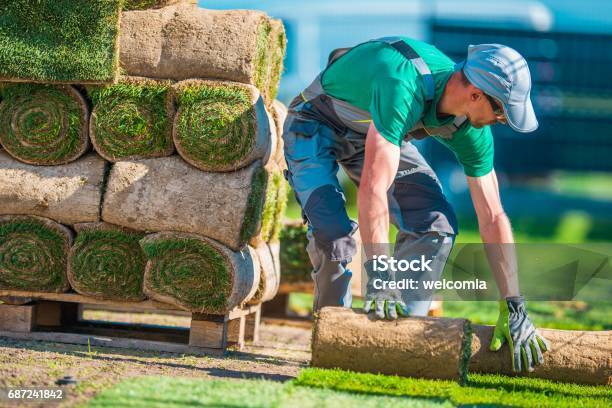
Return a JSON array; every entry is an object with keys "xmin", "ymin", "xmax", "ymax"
[
  {"xmin": 124, "ymin": 0, "xmax": 196, "ymax": 10},
  {"xmin": 172, "ymin": 80, "xmax": 272, "ymax": 172},
  {"xmin": 470, "ymin": 324, "xmax": 612, "ymax": 385},
  {"xmin": 0, "ymin": 215, "xmax": 73, "ymax": 293},
  {"xmin": 279, "ymin": 221, "xmax": 312, "ymax": 283},
  {"xmin": 248, "ymin": 243, "xmax": 280, "ymax": 305},
  {"xmin": 89, "ymin": 77, "xmax": 175, "ymax": 162},
  {"xmin": 0, "ymin": 0, "xmax": 121, "ymax": 83},
  {"xmin": 312, "ymin": 307, "xmax": 472, "ymax": 383},
  {"xmin": 0, "ymin": 84, "xmax": 90, "ymax": 165},
  {"xmin": 140, "ymin": 232, "xmax": 260, "ymax": 313},
  {"xmin": 119, "ymin": 5, "xmax": 285, "ymax": 104},
  {"xmin": 0, "ymin": 151, "xmax": 106, "ymax": 225},
  {"xmin": 268, "ymin": 240, "xmax": 281, "ymax": 289},
  {"xmin": 271, "ymin": 100, "xmax": 288, "ymax": 168},
  {"xmin": 67, "ymin": 222, "xmax": 146, "ymax": 301},
  {"xmin": 102, "ymin": 157, "xmax": 268, "ymax": 251}
]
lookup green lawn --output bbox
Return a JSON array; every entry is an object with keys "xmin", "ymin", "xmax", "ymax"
[{"xmin": 85, "ymin": 369, "xmax": 612, "ymax": 408}]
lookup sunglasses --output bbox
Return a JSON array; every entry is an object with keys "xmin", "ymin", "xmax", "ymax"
[{"xmin": 484, "ymin": 93, "xmax": 505, "ymax": 117}]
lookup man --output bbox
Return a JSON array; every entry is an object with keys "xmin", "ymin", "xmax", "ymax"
[{"xmin": 282, "ymin": 37, "xmax": 549, "ymax": 372}]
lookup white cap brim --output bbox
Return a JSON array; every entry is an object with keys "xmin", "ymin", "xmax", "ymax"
[{"xmin": 504, "ymin": 96, "xmax": 538, "ymax": 133}]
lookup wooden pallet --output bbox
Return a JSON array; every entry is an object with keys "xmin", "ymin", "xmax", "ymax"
[{"xmin": 0, "ymin": 290, "xmax": 260, "ymax": 356}]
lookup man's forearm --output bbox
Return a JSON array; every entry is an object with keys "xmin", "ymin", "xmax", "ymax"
[
  {"xmin": 358, "ymin": 186, "xmax": 389, "ymax": 261},
  {"xmin": 479, "ymin": 212, "xmax": 520, "ymax": 298}
]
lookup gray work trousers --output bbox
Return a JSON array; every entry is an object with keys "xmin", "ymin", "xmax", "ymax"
[{"xmin": 283, "ymin": 100, "xmax": 457, "ymax": 316}]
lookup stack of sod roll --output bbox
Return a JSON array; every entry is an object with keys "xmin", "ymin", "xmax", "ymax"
[{"xmin": 0, "ymin": 0, "xmax": 288, "ymax": 314}]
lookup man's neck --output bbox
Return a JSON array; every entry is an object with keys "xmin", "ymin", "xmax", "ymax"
[{"xmin": 437, "ymin": 72, "xmax": 464, "ymax": 118}]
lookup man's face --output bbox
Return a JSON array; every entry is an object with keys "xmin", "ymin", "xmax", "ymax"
[{"xmin": 465, "ymin": 90, "xmax": 507, "ymax": 128}]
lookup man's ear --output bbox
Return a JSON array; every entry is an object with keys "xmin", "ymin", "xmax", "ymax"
[{"xmin": 470, "ymin": 90, "xmax": 483, "ymax": 103}]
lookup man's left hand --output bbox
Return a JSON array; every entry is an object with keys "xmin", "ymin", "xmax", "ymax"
[{"xmin": 490, "ymin": 296, "xmax": 550, "ymax": 372}]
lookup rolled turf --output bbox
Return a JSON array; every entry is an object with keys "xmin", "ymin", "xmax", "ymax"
[
  {"xmin": 102, "ymin": 157, "xmax": 268, "ymax": 251},
  {"xmin": 312, "ymin": 307, "xmax": 472, "ymax": 383},
  {"xmin": 140, "ymin": 232, "xmax": 260, "ymax": 313},
  {"xmin": 0, "ymin": 0, "xmax": 121, "ymax": 83},
  {"xmin": 67, "ymin": 222, "xmax": 146, "ymax": 301},
  {"xmin": 89, "ymin": 77, "xmax": 175, "ymax": 162},
  {"xmin": 0, "ymin": 215, "xmax": 73, "ymax": 293},
  {"xmin": 470, "ymin": 324, "xmax": 612, "ymax": 385},
  {"xmin": 172, "ymin": 80, "xmax": 272, "ymax": 172},
  {"xmin": 266, "ymin": 19, "xmax": 287, "ymax": 103},
  {"xmin": 279, "ymin": 221, "xmax": 312, "ymax": 283},
  {"xmin": 0, "ymin": 151, "xmax": 106, "ymax": 225},
  {"xmin": 119, "ymin": 5, "xmax": 285, "ymax": 104},
  {"xmin": 0, "ymin": 84, "xmax": 90, "ymax": 165}
]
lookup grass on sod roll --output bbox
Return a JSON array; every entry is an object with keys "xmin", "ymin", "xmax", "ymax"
[
  {"xmin": 279, "ymin": 222, "xmax": 312, "ymax": 283},
  {"xmin": 89, "ymin": 80, "xmax": 174, "ymax": 161},
  {"xmin": 70, "ymin": 228, "xmax": 146, "ymax": 301},
  {"xmin": 123, "ymin": 0, "xmax": 193, "ymax": 10},
  {"xmin": 253, "ymin": 19, "xmax": 273, "ymax": 101},
  {"xmin": 141, "ymin": 237, "xmax": 232, "ymax": 312},
  {"xmin": 270, "ymin": 173, "xmax": 289, "ymax": 242},
  {"xmin": 174, "ymin": 82, "xmax": 259, "ymax": 170},
  {"xmin": 0, "ymin": 217, "xmax": 69, "ymax": 292},
  {"xmin": 240, "ymin": 166, "xmax": 269, "ymax": 245},
  {"xmin": 87, "ymin": 376, "xmax": 448, "ymax": 408},
  {"xmin": 0, "ymin": 84, "xmax": 87, "ymax": 165},
  {"xmin": 259, "ymin": 172, "xmax": 282, "ymax": 243},
  {"xmin": 0, "ymin": 0, "xmax": 121, "ymax": 83},
  {"xmin": 295, "ymin": 368, "xmax": 612, "ymax": 408},
  {"xmin": 267, "ymin": 19, "xmax": 287, "ymax": 103}
]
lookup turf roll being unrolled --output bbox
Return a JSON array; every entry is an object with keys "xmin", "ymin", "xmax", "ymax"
[
  {"xmin": 0, "ymin": 151, "xmax": 106, "ymax": 225},
  {"xmin": 0, "ymin": 84, "xmax": 90, "ymax": 165},
  {"xmin": 0, "ymin": 215, "xmax": 73, "ymax": 293},
  {"xmin": 0, "ymin": 0, "xmax": 121, "ymax": 83},
  {"xmin": 67, "ymin": 222, "xmax": 146, "ymax": 301},
  {"xmin": 102, "ymin": 157, "xmax": 268, "ymax": 250},
  {"xmin": 312, "ymin": 307, "xmax": 472, "ymax": 382},
  {"xmin": 140, "ymin": 232, "xmax": 260, "ymax": 313},
  {"xmin": 470, "ymin": 324, "xmax": 612, "ymax": 385},
  {"xmin": 89, "ymin": 77, "xmax": 175, "ymax": 162},
  {"xmin": 119, "ymin": 4, "xmax": 285, "ymax": 104},
  {"xmin": 172, "ymin": 80, "xmax": 272, "ymax": 172},
  {"xmin": 248, "ymin": 242, "xmax": 280, "ymax": 305}
]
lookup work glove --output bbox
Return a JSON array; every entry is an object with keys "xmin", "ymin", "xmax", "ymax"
[
  {"xmin": 490, "ymin": 296, "xmax": 550, "ymax": 372},
  {"xmin": 362, "ymin": 259, "xmax": 409, "ymax": 320}
]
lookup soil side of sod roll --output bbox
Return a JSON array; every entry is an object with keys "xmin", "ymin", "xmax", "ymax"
[
  {"xmin": 271, "ymin": 100, "xmax": 288, "ymax": 169},
  {"xmin": 68, "ymin": 222, "xmax": 147, "ymax": 301},
  {"xmin": 140, "ymin": 231, "xmax": 260, "ymax": 313},
  {"xmin": 0, "ymin": 151, "xmax": 106, "ymax": 225},
  {"xmin": 0, "ymin": 84, "xmax": 90, "ymax": 165},
  {"xmin": 172, "ymin": 80, "xmax": 272, "ymax": 172},
  {"xmin": 102, "ymin": 157, "xmax": 268, "ymax": 251},
  {"xmin": 312, "ymin": 307, "xmax": 472, "ymax": 383},
  {"xmin": 0, "ymin": 215, "xmax": 73, "ymax": 293},
  {"xmin": 89, "ymin": 77, "xmax": 175, "ymax": 162},
  {"xmin": 470, "ymin": 324, "xmax": 612, "ymax": 385},
  {"xmin": 119, "ymin": 4, "xmax": 285, "ymax": 104},
  {"xmin": 0, "ymin": 0, "xmax": 121, "ymax": 83}
]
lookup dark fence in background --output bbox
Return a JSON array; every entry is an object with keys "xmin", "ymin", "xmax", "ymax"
[{"xmin": 428, "ymin": 23, "xmax": 612, "ymax": 174}]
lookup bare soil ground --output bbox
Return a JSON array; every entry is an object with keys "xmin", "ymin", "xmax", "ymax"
[{"xmin": 0, "ymin": 309, "xmax": 312, "ymax": 407}]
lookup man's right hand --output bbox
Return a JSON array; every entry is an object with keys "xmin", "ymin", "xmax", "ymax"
[{"xmin": 363, "ymin": 259, "xmax": 409, "ymax": 320}]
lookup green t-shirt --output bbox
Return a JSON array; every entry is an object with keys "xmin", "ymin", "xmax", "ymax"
[{"xmin": 321, "ymin": 37, "xmax": 494, "ymax": 177}]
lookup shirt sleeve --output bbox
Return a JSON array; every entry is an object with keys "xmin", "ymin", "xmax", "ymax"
[
  {"xmin": 369, "ymin": 76, "xmax": 423, "ymax": 146},
  {"xmin": 434, "ymin": 124, "xmax": 495, "ymax": 177}
]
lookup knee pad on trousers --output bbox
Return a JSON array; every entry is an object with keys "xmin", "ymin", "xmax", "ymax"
[{"xmin": 304, "ymin": 184, "xmax": 357, "ymax": 262}]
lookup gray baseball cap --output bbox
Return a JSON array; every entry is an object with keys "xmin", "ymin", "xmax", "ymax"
[{"xmin": 456, "ymin": 43, "xmax": 538, "ymax": 133}]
